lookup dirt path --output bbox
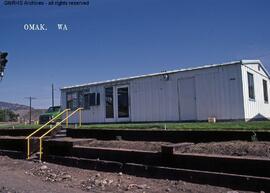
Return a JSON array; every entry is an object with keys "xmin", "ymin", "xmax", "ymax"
[
  {"xmin": 175, "ymin": 141, "xmax": 270, "ymax": 158},
  {"xmin": 0, "ymin": 155, "xmax": 253, "ymax": 193},
  {"xmin": 84, "ymin": 140, "xmax": 172, "ymax": 151}
]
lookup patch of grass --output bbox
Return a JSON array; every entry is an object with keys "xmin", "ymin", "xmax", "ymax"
[
  {"xmin": 79, "ymin": 121, "xmax": 270, "ymax": 131},
  {"xmin": 0, "ymin": 123, "xmax": 42, "ymax": 129},
  {"xmin": 1, "ymin": 121, "xmax": 270, "ymax": 131}
]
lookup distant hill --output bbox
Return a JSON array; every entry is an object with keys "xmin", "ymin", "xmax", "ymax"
[
  {"xmin": 0, "ymin": 101, "xmax": 30, "ymax": 111},
  {"xmin": 0, "ymin": 101, "xmax": 46, "ymax": 122}
]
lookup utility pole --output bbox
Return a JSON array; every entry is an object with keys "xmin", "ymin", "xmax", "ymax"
[
  {"xmin": 25, "ymin": 97, "xmax": 37, "ymax": 124},
  {"xmin": 52, "ymin": 83, "xmax": 54, "ymax": 107}
]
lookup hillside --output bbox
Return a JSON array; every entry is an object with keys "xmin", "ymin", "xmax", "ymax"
[
  {"xmin": 0, "ymin": 101, "xmax": 46, "ymax": 122},
  {"xmin": 0, "ymin": 101, "xmax": 31, "ymax": 111}
]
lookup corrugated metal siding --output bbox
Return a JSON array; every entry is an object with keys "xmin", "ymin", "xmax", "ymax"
[
  {"xmin": 241, "ymin": 64, "xmax": 270, "ymax": 120},
  {"xmin": 195, "ymin": 65, "xmax": 244, "ymax": 120},
  {"xmin": 61, "ymin": 86, "xmax": 105, "ymax": 123},
  {"xmin": 60, "ymin": 63, "xmax": 246, "ymax": 123},
  {"xmin": 130, "ymin": 76, "xmax": 179, "ymax": 122},
  {"xmin": 129, "ymin": 64, "xmax": 244, "ymax": 122}
]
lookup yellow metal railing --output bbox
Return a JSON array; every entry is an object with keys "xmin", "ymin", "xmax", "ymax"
[
  {"xmin": 38, "ymin": 107, "xmax": 83, "ymax": 160},
  {"xmin": 25, "ymin": 109, "xmax": 70, "ymax": 159}
]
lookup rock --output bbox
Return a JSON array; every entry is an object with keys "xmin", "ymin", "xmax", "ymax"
[
  {"xmin": 95, "ymin": 173, "xmax": 101, "ymax": 178},
  {"xmin": 62, "ymin": 174, "xmax": 72, "ymax": 180},
  {"xmin": 50, "ymin": 173, "xmax": 57, "ymax": 178},
  {"xmin": 166, "ymin": 188, "xmax": 171, "ymax": 192},
  {"xmin": 118, "ymin": 172, "xmax": 123, "ymax": 176},
  {"xmin": 137, "ymin": 184, "xmax": 147, "ymax": 189},
  {"xmin": 127, "ymin": 184, "xmax": 149, "ymax": 190},
  {"xmin": 86, "ymin": 186, "xmax": 91, "ymax": 190},
  {"xmin": 104, "ymin": 179, "xmax": 113, "ymax": 185},
  {"xmin": 40, "ymin": 165, "xmax": 48, "ymax": 170},
  {"xmin": 227, "ymin": 191, "xmax": 239, "ymax": 193},
  {"xmin": 94, "ymin": 179, "xmax": 100, "ymax": 186}
]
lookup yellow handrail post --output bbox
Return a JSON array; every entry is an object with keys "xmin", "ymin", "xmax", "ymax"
[
  {"xmin": 25, "ymin": 109, "xmax": 70, "ymax": 159},
  {"xmin": 27, "ymin": 138, "xmax": 30, "ymax": 160},
  {"xmin": 39, "ymin": 108, "xmax": 83, "ymax": 160},
  {"xmin": 39, "ymin": 138, "xmax": 42, "ymax": 160},
  {"xmin": 66, "ymin": 110, "xmax": 69, "ymax": 128}
]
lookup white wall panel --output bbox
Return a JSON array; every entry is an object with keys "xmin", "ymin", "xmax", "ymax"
[
  {"xmin": 241, "ymin": 64, "xmax": 270, "ymax": 120},
  {"xmin": 61, "ymin": 63, "xmax": 257, "ymax": 123}
]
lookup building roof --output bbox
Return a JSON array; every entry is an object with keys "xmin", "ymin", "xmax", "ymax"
[{"xmin": 61, "ymin": 59, "xmax": 269, "ymax": 90}]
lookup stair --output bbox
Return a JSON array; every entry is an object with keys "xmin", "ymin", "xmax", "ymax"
[{"xmin": 53, "ymin": 128, "xmax": 67, "ymax": 138}]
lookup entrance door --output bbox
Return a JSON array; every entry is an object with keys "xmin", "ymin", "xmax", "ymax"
[
  {"xmin": 105, "ymin": 85, "xmax": 130, "ymax": 122},
  {"xmin": 116, "ymin": 85, "xmax": 130, "ymax": 122},
  {"xmin": 105, "ymin": 87, "xmax": 115, "ymax": 122},
  {"xmin": 178, "ymin": 77, "xmax": 197, "ymax": 121}
]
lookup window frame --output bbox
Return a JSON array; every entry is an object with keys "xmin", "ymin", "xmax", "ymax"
[
  {"xmin": 263, "ymin": 79, "xmax": 268, "ymax": 103},
  {"xmin": 247, "ymin": 72, "xmax": 255, "ymax": 100},
  {"xmin": 66, "ymin": 92, "xmax": 78, "ymax": 110},
  {"xmin": 105, "ymin": 87, "xmax": 114, "ymax": 119},
  {"xmin": 83, "ymin": 92, "xmax": 100, "ymax": 109}
]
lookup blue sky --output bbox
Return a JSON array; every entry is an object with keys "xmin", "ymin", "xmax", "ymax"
[{"xmin": 0, "ymin": 0, "xmax": 270, "ymax": 108}]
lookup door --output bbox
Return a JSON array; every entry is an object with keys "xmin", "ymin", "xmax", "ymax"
[
  {"xmin": 105, "ymin": 87, "xmax": 115, "ymax": 122},
  {"xmin": 178, "ymin": 77, "xmax": 197, "ymax": 121},
  {"xmin": 116, "ymin": 85, "xmax": 130, "ymax": 122},
  {"xmin": 105, "ymin": 85, "xmax": 130, "ymax": 122}
]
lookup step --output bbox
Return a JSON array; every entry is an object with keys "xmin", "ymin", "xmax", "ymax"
[
  {"xmin": 42, "ymin": 154, "xmax": 270, "ymax": 192},
  {"xmin": 54, "ymin": 134, "xmax": 67, "ymax": 138}
]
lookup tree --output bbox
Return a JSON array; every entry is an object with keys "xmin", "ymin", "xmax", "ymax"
[{"xmin": 0, "ymin": 109, "xmax": 19, "ymax": 122}]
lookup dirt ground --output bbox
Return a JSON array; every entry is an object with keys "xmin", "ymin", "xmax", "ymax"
[
  {"xmin": 81, "ymin": 140, "xmax": 270, "ymax": 159},
  {"xmin": 175, "ymin": 140, "xmax": 270, "ymax": 158},
  {"xmin": 84, "ymin": 140, "xmax": 172, "ymax": 152},
  {"xmin": 0, "ymin": 155, "xmax": 253, "ymax": 193}
]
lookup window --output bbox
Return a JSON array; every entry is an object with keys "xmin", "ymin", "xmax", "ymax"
[
  {"xmin": 84, "ymin": 93, "xmax": 100, "ymax": 109},
  {"xmin": 97, "ymin": 93, "xmax": 100, "ymax": 105},
  {"xmin": 105, "ymin": 87, "xmax": 114, "ymax": 118},
  {"xmin": 78, "ymin": 91, "xmax": 84, "ymax": 108},
  {"xmin": 248, "ymin": 72, "xmax": 255, "ymax": 100},
  {"xmin": 66, "ymin": 92, "xmax": 78, "ymax": 109},
  {"xmin": 117, "ymin": 87, "xmax": 129, "ymax": 118},
  {"xmin": 89, "ymin": 93, "xmax": 96, "ymax": 106},
  {"xmin": 263, "ymin": 79, "xmax": 268, "ymax": 103},
  {"xmin": 84, "ymin": 94, "xmax": 90, "ymax": 109},
  {"xmin": 47, "ymin": 106, "xmax": 61, "ymax": 113}
]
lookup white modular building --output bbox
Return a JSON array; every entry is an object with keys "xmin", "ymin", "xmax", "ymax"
[{"xmin": 60, "ymin": 60, "xmax": 270, "ymax": 123}]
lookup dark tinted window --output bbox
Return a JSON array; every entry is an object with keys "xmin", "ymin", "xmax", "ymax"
[
  {"xmin": 263, "ymin": 79, "xmax": 268, "ymax": 102},
  {"xmin": 84, "ymin": 93, "xmax": 100, "ymax": 108},
  {"xmin": 105, "ymin": 87, "xmax": 114, "ymax": 118},
  {"xmin": 117, "ymin": 87, "xmax": 129, "ymax": 118},
  {"xmin": 66, "ymin": 92, "xmax": 77, "ymax": 109},
  {"xmin": 97, "ymin": 93, "xmax": 100, "ymax": 105},
  {"xmin": 248, "ymin": 72, "xmax": 255, "ymax": 99},
  {"xmin": 89, "ymin": 93, "xmax": 96, "ymax": 106},
  {"xmin": 47, "ymin": 106, "xmax": 60, "ymax": 113}
]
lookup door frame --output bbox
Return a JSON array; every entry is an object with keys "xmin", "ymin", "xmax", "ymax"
[
  {"xmin": 115, "ymin": 85, "xmax": 130, "ymax": 122},
  {"xmin": 177, "ymin": 77, "xmax": 197, "ymax": 121},
  {"xmin": 104, "ymin": 86, "xmax": 116, "ymax": 123},
  {"xmin": 104, "ymin": 85, "xmax": 131, "ymax": 122}
]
